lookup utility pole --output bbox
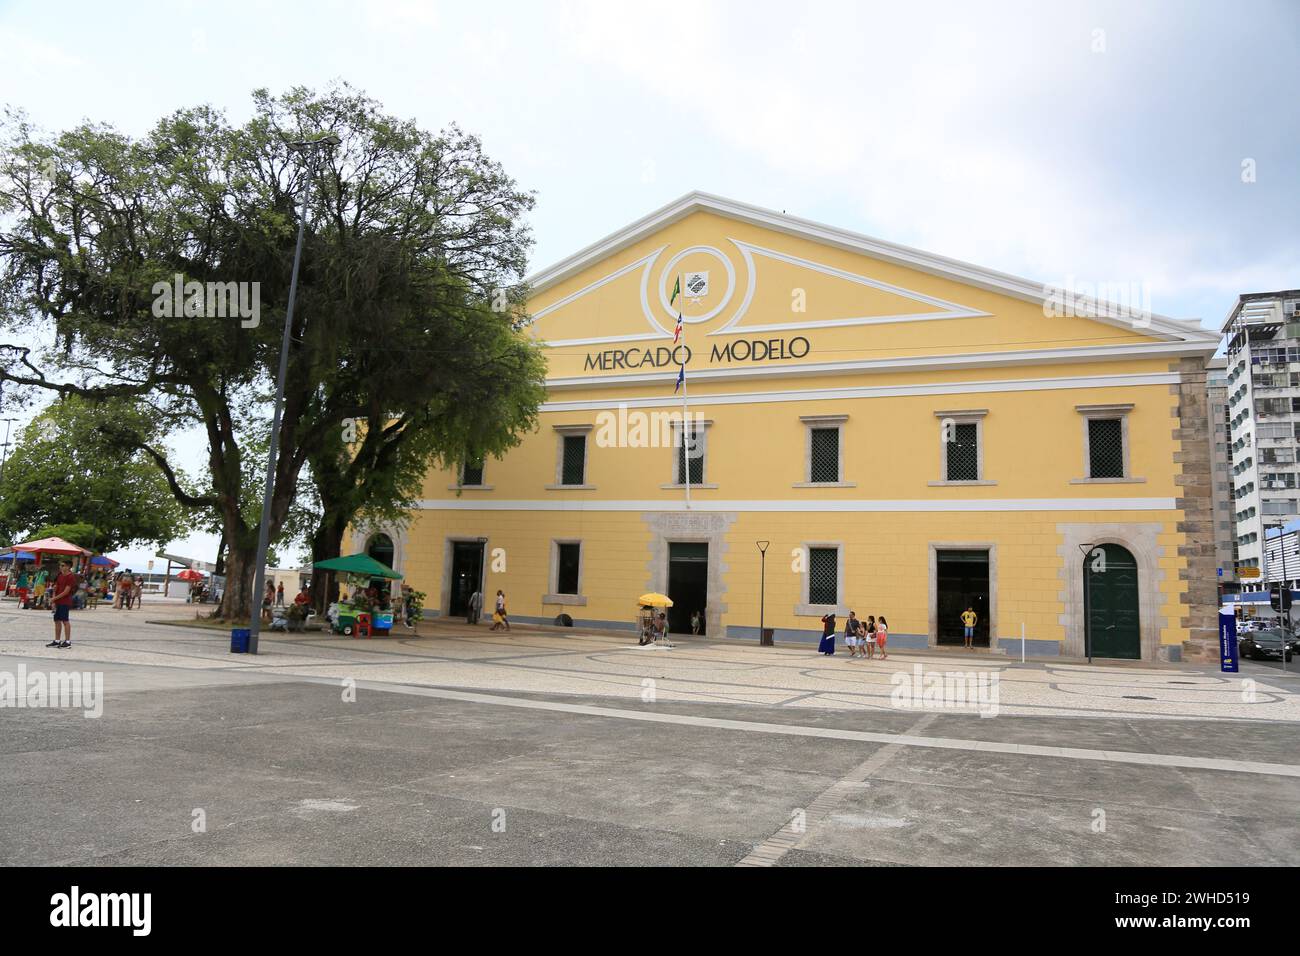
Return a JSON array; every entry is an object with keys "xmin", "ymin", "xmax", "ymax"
[{"xmin": 247, "ymin": 134, "xmax": 340, "ymax": 654}]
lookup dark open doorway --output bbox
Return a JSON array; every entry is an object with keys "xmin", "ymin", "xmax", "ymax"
[
  {"xmin": 667, "ymin": 542, "xmax": 707, "ymax": 635},
  {"xmin": 449, "ymin": 541, "xmax": 484, "ymax": 618},
  {"xmin": 936, "ymin": 549, "xmax": 990, "ymax": 646}
]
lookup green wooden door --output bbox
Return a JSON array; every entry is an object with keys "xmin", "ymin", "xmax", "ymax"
[{"xmin": 1084, "ymin": 544, "xmax": 1140, "ymax": 659}]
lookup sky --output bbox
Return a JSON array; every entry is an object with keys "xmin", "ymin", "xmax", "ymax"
[{"xmin": 2, "ymin": 0, "xmax": 1298, "ymax": 569}]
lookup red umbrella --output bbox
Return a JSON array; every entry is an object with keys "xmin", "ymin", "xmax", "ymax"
[{"xmin": 177, "ymin": 568, "xmax": 204, "ymax": 582}]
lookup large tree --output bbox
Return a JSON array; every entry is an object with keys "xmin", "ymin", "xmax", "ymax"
[
  {"xmin": 0, "ymin": 85, "xmax": 544, "ymax": 618},
  {"xmin": 0, "ymin": 396, "xmax": 190, "ymax": 552}
]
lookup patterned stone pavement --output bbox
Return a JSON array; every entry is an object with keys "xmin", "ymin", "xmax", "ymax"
[{"xmin": 2, "ymin": 599, "xmax": 1297, "ymax": 723}]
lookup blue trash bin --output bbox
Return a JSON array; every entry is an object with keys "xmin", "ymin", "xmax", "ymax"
[{"xmin": 230, "ymin": 628, "xmax": 250, "ymax": 653}]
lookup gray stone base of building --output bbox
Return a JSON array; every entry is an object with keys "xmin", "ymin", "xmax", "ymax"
[
  {"xmin": 995, "ymin": 637, "xmax": 1059, "ymax": 657},
  {"xmin": 1158, "ymin": 644, "xmax": 1184, "ymax": 663},
  {"xmin": 510, "ymin": 614, "xmax": 638, "ymax": 631}
]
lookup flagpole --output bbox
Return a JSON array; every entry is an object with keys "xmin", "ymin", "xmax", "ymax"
[{"xmin": 680, "ymin": 272, "xmax": 691, "ymax": 511}]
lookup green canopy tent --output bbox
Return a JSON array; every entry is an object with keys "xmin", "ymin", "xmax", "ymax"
[{"xmin": 311, "ymin": 553, "xmax": 403, "ymax": 579}]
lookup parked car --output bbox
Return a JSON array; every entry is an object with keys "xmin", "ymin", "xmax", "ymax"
[{"xmin": 1238, "ymin": 628, "xmax": 1295, "ymax": 663}]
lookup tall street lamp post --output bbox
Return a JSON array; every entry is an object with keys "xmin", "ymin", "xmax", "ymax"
[
  {"xmin": 247, "ymin": 134, "xmax": 340, "ymax": 655},
  {"xmin": 756, "ymin": 540, "xmax": 770, "ymax": 646},
  {"xmin": 0, "ymin": 417, "xmax": 18, "ymax": 482},
  {"xmin": 1078, "ymin": 542, "xmax": 1097, "ymax": 664}
]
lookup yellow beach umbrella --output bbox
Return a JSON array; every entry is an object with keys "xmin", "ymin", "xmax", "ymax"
[{"xmin": 637, "ymin": 592, "xmax": 674, "ymax": 607}]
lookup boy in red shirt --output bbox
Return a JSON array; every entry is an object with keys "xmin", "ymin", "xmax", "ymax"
[{"xmin": 46, "ymin": 560, "xmax": 79, "ymax": 649}]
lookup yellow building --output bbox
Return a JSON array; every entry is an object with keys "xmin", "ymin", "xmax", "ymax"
[{"xmin": 366, "ymin": 193, "xmax": 1220, "ymax": 661}]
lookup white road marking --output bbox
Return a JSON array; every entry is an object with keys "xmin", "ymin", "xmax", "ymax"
[{"xmin": 326, "ymin": 679, "xmax": 1300, "ymax": 779}]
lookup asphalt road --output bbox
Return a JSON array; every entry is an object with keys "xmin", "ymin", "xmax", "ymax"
[{"xmin": 3, "ymin": 656, "xmax": 1298, "ymax": 866}]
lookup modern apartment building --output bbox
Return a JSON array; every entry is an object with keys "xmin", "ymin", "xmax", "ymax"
[
  {"xmin": 1222, "ymin": 290, "xmax": 1300, "ymax": 590},
  {"xmin": 1206, "ymin": 357, "xmax": 1238, "ymax": 596}
]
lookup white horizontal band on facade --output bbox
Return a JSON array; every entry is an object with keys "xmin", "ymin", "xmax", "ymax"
[
  {"xmin": 415, "ymin": 498, "xmax": 1178, "ymax": 513},
  {"xmin": 539, "ymin": 372, "xmax": 1181, "ymax": 413},
  {"xmin": 543, "ymin": 341, "xmax": 1208, "ymax": 389}
]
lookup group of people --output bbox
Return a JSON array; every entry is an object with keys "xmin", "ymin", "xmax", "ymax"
[
  {"xmin": 818, "ymin": 606, "xmax": 983, "ymax": 656},
  {"xmin": 9, "ymin": 565, "xmax": 140, "ymax": 610},
  {"xmin": 262, "ymin": 580, "xmax": 312, "ymax": 623},
  {"xmin": 819, "ymin": 611, "xmax": 889, "ymax": 659},
  {"xmin": 638, "ymin": 608, "xmax": 669, "ymax": 645},
  {"xmin": 112, "ymin": 571, "xmax": 142, "ymax": 609}
]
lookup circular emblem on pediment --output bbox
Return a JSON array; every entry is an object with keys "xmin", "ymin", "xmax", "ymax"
[{"xmin": 658, "ymin": 245, "xmax": 736, "ymax": 324}]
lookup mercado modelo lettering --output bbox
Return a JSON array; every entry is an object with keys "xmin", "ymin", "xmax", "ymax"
[{"xmin": 583, "ymin": 336, "xmax": 811, "ymax": 371}]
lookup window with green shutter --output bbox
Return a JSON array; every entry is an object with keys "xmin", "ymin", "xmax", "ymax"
[
  {"xmin": 561, "ymin": 435, "xmax": 586, "ymax": 485},
  {"xmin": 675, "ymin": 425, "xmax": 704, "ymax": 484},
  {"xmin": 810, "ymin": 428, "xmax": 839, "ymax": 483},
  {"xmin": 946, "ymin": 422, "xmax": 979, "ymax": 481},
  {"xmin": 1088, "ymin": 418, "xmax": 1125, "ymax": 478},
  {"xmin": 808, "ymin": 547, "xmax": 838, "ymax": 605}
]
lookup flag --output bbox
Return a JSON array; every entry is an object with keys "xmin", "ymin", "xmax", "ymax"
[
  {"xmin": 673, "ymin": 311, "xmax": 682, "ymax": 344},
  {"xmin": 674, "ymin": 363, "xmax": 685, "ymax": 394},
  {"xmin": 670, "ymin": 276, "xmax": 680, "ymax": 307}
]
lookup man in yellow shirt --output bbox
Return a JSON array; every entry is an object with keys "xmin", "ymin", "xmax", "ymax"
[{"xmin": 961, "ymin": 607, "xmax": 978, "ymax": 649}]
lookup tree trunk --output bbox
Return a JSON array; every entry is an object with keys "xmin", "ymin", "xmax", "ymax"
[
  {"xmin": 309, "ymin": 510, "xmax": 350, "ymax": 614},
  {"xmin": 217, "ymin": 543, "xmax": 258, "ymax": 622}
]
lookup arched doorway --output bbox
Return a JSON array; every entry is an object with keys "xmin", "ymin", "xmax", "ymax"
[
  {"xmin": 366, "ymin": 533, "xmax": 395, "ymax": 569},
  {"xmin": 1083, "ymin": 543, "xmax": 1140, "ymax": 659}
]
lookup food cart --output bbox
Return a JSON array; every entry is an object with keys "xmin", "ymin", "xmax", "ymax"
[{"xmin": 311, "ymin": 552, "xmax": 403, "ymax": 637}]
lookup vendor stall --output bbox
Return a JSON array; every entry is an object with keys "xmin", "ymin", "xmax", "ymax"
[
  {"xmin": 0, "ymin": 537, "xmax": 93, "ymax": 606},
  {"xmin": 310, "ymin": 553, "xmax": 403, "ymax": 637}
]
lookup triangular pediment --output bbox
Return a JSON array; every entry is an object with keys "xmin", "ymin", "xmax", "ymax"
[{"xmin": 526, "ymin": 193, "xmax": 1218, "ymax": 385}]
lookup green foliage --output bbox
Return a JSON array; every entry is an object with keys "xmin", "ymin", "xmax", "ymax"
[
  {"xmin": 0, "ymin": 396, "xmax": 191, "ymax": 551},
  {"xmin": 0, "ymin": 84, "xmax": 543, "ymax": 614},
  {"xmin": 403, "ymin": 587, "xmax": 426, "ymax": 625}
]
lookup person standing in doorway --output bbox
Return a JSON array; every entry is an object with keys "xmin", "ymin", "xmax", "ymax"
[
  {"xmin": 690, "ymin": 609, "xmax": 701, "ymax": 635},
  {"xmin": 961, "ymin": 606, "xmax": 978, "ymax": 649},
  {"xmin": 818, "ymin": 612, "xmax": 836, "ymax": 655},
  {"xmin": 876, "ymin": 615, "xmax": 889, "ymax": 659},
  {"xmin": 46, "ymin": 561, "xmax": 78, "ymax": 649},
  {"xmin": 468, "ymin": 587, "xmax": 482, "ymax": 626}
]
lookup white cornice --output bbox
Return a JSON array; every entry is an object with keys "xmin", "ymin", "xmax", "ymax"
[
  {"xmin": 525, "ymin": 192, "xmax": 1220, "ymax": 348},
  {"xmin": 540, "ymin": 372, "xmax": 1181, "ymax": 413},
  {"xmin": 415, "ymin": 497, "xmax": 1177, "ymax": 513},
  {"xmin": 544, "ymin": 340, "xmax": 1212, "ymax": 390}
]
